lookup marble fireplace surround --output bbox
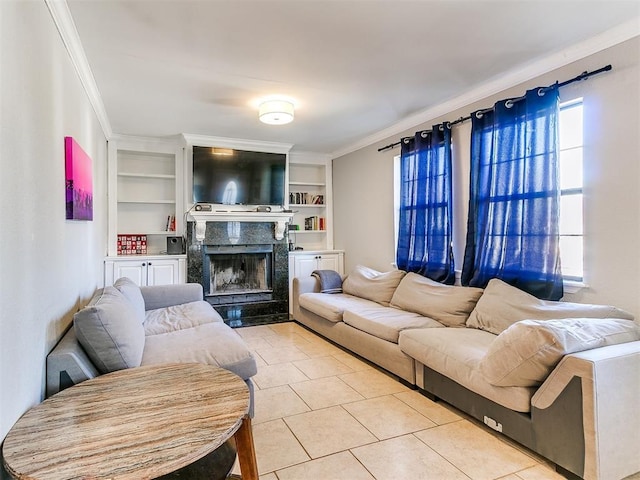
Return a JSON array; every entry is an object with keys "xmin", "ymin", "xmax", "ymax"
[{"xmin": 187, "ymin": 211, "xmax": 293, "ymax": 327}]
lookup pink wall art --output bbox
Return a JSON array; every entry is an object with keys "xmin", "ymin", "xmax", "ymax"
[{"xmin": 65, "ymin": 136, "xmax": 93, "ymax": 221}]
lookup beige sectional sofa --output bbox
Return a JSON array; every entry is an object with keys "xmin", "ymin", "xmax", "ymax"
[
  {"xmin": 292, "ymin": 265, "xmax": 640, "ymax": 480},
  {"xmin": 47, "ymin": 278, "xmax": 257, "ymax": 413}
]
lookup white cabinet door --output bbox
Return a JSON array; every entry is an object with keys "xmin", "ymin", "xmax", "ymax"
[
  {"xmin": 294, "ymin": 255, "xmax": 320, "ymax": 279},
  {"xmin": 288, "ymin": 251, "xmax": 345, "ymax": 315},
  {"xmin": 317, "ymin": 254, "xmax": 342, "ymax": 272},
  {"xmin": 293, "ymin": 253, "xmax": 343, "ymax": 279},
  {"xmin": 106, "ymin": 257, "xmax": 184, "ymax": 286},
  {"xmin": 113, "ymin": 261, "xmax": 147, "ymax": 286},
  {"xmin": 146, "ymin": 260, "xmax": 178, "ymax": 286}
]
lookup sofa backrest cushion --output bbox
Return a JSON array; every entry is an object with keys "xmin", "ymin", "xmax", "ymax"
[
  {"xmin": 113, "ymin": 277, "xmax": 146, "ymax": 322},
  {"xmin": 74, "ymin": 286, "xmax": 145, "ymax": 374},
  {"xmin": 479, "ymin": 318, "xmax": 640, "ymax": 387},
  {"xmin": 466, "ymin": 278, "xmax": 634, "ymax": 335},
  {"xmin": 342, "ymin": 265, "xmax": 406, "ymax": 306},
  {"xmin": 390, "ymin": 272, "xmax": 484, "ymax": 327}
]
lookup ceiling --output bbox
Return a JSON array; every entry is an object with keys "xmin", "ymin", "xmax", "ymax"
[{"xmin": 67, "ymin": 1, "xmax": 640, "ymax": 155}]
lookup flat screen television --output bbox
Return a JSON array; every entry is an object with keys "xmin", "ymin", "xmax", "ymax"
[{"xmin": 192, "ymin": 146, "xmax": 286, "ymax": 206}]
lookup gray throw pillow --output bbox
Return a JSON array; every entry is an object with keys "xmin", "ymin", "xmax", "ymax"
[
  {"xmin": 74, "ymin": 286, "xmax": 145, "ymax": 373},
  {"xmin": 114, "ymin": 276, "xmax": 146, "ymax": 323}
]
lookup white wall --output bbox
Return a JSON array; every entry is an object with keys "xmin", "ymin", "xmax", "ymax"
[
  {"xmin": 0, "ymin": 0, "xmax": 107, "ymax": 451},
  {"xmin": 333, "ymin": 37, "xmax": 640, "ymax": 317}
]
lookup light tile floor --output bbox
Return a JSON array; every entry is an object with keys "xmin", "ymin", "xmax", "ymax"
[{"xmin": 230, "ymin": 321, "xmax": 569, "ymax": 480}]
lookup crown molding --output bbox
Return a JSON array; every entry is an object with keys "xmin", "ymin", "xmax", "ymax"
[
  {"xmin": 181, "ymin": 134, "xmax": 293, "ymax": 154},
  {"xmin": 289, "ymin": 150, "xmax": 332, "ymax": 163},
  {"xmin": 331, "ymin": 18, "xmax": 640, "ymax": 159},
  {"xmin": 45, "ymin": 0, "xmax": 113, "ymax": 139}
]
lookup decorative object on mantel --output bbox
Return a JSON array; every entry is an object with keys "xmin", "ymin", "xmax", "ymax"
[
  {"xmin": 258, "ymin": 97, "xmax": 295, "ymax": 125},
  {"xmin": 64, "ymin": 136, "xmax": 93, "ymax": 221}
]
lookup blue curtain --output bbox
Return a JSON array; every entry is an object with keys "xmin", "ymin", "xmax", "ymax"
[
  {"xmin": 397, "ymin": 123, "xmax": 454, "ymax": 284},
  {"xmin": 461, "ymin": 86, "xmax": 563, "ymax": 300}
]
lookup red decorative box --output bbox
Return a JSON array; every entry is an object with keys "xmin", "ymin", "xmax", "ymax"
[{"xmin": 117, "ymin": 234, "xmax": 147, "ymax": 255}]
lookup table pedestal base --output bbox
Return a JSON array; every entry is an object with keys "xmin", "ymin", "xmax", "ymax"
[{"xmin": 157, "ymin": 440, "xmax": 236, "ymax": 480}]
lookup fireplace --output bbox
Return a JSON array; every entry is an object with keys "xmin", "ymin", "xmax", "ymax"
[
  {"xmin": 203, "ymin": 244, "xmax": 274, "ymax": 303},
  {"xmin": 187, "ymin": 220, "xmax": 289, "ymax": 327}
]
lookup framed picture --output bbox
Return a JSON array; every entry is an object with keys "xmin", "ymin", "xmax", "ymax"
[{"xmin": 65, "ymin": 136, "xmax": 93, "ymax": 221}]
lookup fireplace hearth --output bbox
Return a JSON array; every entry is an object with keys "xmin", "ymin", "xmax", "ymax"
[{"xmin": 187, "ymin": 221, "xmax": 289, "ymax": 327}]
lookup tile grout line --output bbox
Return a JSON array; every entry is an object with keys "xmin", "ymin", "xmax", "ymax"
[{"xmin": 242, "ymin": 323, "xmax": 554, "ymax": 480}]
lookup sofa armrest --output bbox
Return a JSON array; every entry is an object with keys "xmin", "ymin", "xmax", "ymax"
[
  {"xmin": 532, "ymin": 341, "xmax": 640, "ymax": 480},
  {"xmin": 292, "ymin": 276, "xmax": 320, "ymax": 320},
  {"xmin": 293, "ymin": 275, "xmax": 321, "ymax": 295},
  {"xmin": 140, "ymin": 283, "xmax": 204, "ymax": 311},
  {"xmin": 46, "ymin": 326, "xmax": 99, "ymax": 397}
]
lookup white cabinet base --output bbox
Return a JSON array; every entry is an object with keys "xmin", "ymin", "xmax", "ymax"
[
  {"xmin": 288, "ymin": 250, "xmax": 344, "ymax": 315},
  {"xmin": 105, "ymin": 255, "xmax": 186, "ymax": 287}
]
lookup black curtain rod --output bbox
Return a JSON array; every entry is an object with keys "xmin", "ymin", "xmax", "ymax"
[{"xmin": 377, "ymin": 64, "xmax": 612, "ymax": 152}]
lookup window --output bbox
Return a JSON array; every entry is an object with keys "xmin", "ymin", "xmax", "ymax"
[
  {"xmin": 393, "ymin": 98, "xmax": 585, "ymax": 286},
  {"xmin": 558, "ymin": 99, "xmax": 584, "ymax": 281},
  {"xmin": 395, "ymin": 127, "xmax": 455, "ymax": 283}
]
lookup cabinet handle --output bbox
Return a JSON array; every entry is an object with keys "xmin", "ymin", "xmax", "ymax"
[
  {"xmin": 148, "ymin": 262, "xmax": 152, "ymax": 266},
  {"xmin": 142, "ymin": 263, "xmax": 146, "ymax": 266}
]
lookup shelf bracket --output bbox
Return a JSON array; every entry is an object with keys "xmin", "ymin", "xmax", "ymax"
[
  {"xmin": 195, "ymin": 220, "xmax": 207, "ymax": 243},
  {"xmin": 274, "ymin": 221, "xmax": 287, "ymax": 241}
]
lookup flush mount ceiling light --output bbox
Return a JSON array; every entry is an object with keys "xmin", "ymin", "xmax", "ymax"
[{"xmin": 258, "ymin": 99, "xmax": 294, "ymax": 125}]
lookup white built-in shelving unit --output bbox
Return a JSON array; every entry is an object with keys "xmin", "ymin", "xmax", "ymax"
[
  {"xmin": 287, "ymin": 152, "xmax": 334, "ymax": 251},
  {"xmin": 105, "ymin": 135, "xmax": 186, "ymax": 286}
]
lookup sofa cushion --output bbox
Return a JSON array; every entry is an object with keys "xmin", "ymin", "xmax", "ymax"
[
  {"xmin": 390, "ymin": 272, "xmax": 484, "ymax": 327},
  {"xmin": 143, "ymin": 300, "xmax": 223, "ymax": 336},
  {"xmin": 113, "ymin": 277, "xmax": 146, "ymax": 323},
  {"xmin": 298, "ymin": 292, "xmax": 381, "ymax": 322},
  {"xmin": 479, "ymin": 318, "xmax": 640, "ymax": 387},
  {"xmin": 343, "ymin": 306, "xmax": 444, "ymax": 343},
  {"xmin": 73, "ymin": 286, "xmax": 145, "ymax": 374},
  {"xmin": 399, "ymin": 328, "xmax": 534, "ymax": 412},
  {"xmin": 466, "ymin": 278, "xmax": 634, "ymax": 335},
  {"xmin": 141, "ymin": 322, "xmax": 257, "ymax": 380},
  {"xmin": 342, "ymin": 265, "xmax": 406, "ymax": 306}
]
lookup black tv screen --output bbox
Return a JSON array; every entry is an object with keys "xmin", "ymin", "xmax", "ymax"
[{"xmin": 192, "ymin": 146, "xmax": 286, "ymax": 206}]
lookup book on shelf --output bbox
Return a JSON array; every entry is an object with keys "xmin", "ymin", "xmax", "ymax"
[
  {"xmin": 289, "ymin": 192, "xmax": 324, "ymax": 205},
  {"xmin": 166, "ymin": 215, "xmax": 175, "ymax": 232},
  {"xmin": 304, "ymin": 216, "xmax": 326, "ymax": 231}
]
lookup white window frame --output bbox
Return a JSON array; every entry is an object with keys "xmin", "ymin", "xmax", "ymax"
[{"xmin": 558, "ymin": 98, "xmax": 585, "ymax": 291}]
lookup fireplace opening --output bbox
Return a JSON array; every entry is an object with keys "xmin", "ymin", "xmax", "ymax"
[
  {"xmin": 203, "ymin": 244, "xmax": 274, "ymax": 298},
  {"xmin": 210, "ymin": 253, "xmax": 270, "ymax": 295}
]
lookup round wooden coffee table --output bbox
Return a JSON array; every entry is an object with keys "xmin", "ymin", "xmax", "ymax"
[{"xmin": 2, "ymin": 363, "xmax": 258, "ymax": 480}]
